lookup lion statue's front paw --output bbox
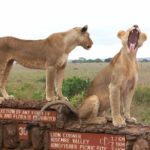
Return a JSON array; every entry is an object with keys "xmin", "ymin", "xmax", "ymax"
[
  {"xmin": 4, "ymin": 95, "xmax": 15, "ymax": 100},
  {"xmin": 46, "ymin": 96, "xmax": 58, "ymax": 101},
  {"xmin": 113, "ymin": 115, "xmax": 126, "ymax": 127},
  {"xmin": 126, "ymin": 117, "xmax": 137, "ymax": 123},
  {"xmin": 58, "ymin": 96, "xmax": 69, "ymax": 101}
]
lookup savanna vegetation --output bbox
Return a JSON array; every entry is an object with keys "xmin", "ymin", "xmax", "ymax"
[{"xmin": 5, "ymin": 62, "xmax": 150, "ymax": 124}]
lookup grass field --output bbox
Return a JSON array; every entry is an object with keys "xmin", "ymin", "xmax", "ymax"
[{"xmin": 4, "ymin": 62, "xmax": 150, "ymax": 124}]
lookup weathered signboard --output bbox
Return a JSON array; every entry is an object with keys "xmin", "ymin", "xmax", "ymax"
[
  {"xmin": 18, "ymin": 124, "xmax": 29, "ymax": 140},
  {"xmin": 0, "ymin": 108, "xmax": 57, "ymax": 141},
  {"xmin": 0, "ymin": 108, "xmax": 57, "ymax": 122},
  {"xmin": 50, "ymin": 131, "xmax": 126, "ymax": 150}
]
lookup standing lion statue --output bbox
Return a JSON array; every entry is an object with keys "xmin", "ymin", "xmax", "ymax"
[{"xmin": 0, "ymin": 25, "xmax": 93, "ymax": 102}]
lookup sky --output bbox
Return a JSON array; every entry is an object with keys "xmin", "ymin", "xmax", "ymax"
[{"xmin": 0, "ymin": 0, "xmax": 149, "ymax": 59}]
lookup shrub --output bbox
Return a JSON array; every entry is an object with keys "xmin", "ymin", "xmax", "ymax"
[
  {"xmin": 70, "ymin": 91, "xmax": 85, "ymax": 107},
  {"xmin": 62, "ymin": 77, "xmax": 90, "ymax": 99}
]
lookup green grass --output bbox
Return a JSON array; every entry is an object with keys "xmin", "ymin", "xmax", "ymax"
[
  {"xmin": 131, "ymin": 101, "xmax": 150, "ymax": 125},
  {"xmin": 134, "ymin": 86, "xmax": 150, "ymax": 103},
  {"xmin": 3, "ymin": 62, "xmax": 150, "ymax": 124}
]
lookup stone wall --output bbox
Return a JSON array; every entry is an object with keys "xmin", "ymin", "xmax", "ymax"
[{"xmin": 0, "ymin": 100, "xmax": 150, "ymax": 150}]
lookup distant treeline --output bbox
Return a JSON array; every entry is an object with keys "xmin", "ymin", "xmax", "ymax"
[
  {"xmin": 71, "ymin": 57, "xmax": 103, "ymax": 63},
  {"xmin": 71, "ymin": 57, "xmax": 150, "ymax": 63}
]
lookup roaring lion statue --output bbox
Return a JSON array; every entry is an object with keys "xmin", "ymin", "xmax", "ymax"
[
  {"xmin": 0, "ymin": 25, "xmax": 93, "ymax": 102},
  {"xmin": 38, "ymin": 25, "xmax": 147, "ymax": 127},
  {"xmin": 80, "ymin": 25, "xmax": 147, "ymax": 127}
]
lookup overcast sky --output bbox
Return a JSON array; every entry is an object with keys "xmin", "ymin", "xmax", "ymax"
[{"xmin": 0, "ymin": 0, "xmax": 149, "ymax": 59}]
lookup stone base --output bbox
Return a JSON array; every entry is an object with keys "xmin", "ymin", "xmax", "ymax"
[{"xmin": 0, "ymin": 99, "xmax": 149, "ymax": 150}]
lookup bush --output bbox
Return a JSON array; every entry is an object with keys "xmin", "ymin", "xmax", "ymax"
[
  {"xmin": 62, "ymin": 77, "xmax": 90, "ymax": 99},
  {"xmin": 70, "ymin": 91, "xmax": 85, "ymax": 107}
]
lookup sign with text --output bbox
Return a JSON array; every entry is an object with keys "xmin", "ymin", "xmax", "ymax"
[
  {"xmin": 0, "ymin": 108, "xmax": 57, "ymax": 122},
  {"xmin": 18, "ymin": 124, "xmax": 29, "ymax": 140},
  {"xmin": 50, "ymin": 131, "xmax": 125, "ymax": 150}
]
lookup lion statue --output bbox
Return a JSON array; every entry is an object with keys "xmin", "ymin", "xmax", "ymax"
[
  {"xmin": 0, "ymin": 25, "xmax": 93, "ymax": 102},
  {"xmin": 79, "ymin": 25, "xmax": 147, "ymax": 127}
]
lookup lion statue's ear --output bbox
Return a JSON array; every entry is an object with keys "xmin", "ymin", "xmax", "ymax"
[
  {"xmin": 140, "ymin": 33, "xmax": 147, "ymax": 42},
  {"xmin": 81, "ymin": 25, "xmax": 88, "ymax": 33},
  {"xmin": 117, "ymin": 30, "xmax": 125, "ymax": 39}
]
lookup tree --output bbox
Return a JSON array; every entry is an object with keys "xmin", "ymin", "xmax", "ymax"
[{"xmin": 104, "ymin": 58, "xmax": 112, "ymax": 62}]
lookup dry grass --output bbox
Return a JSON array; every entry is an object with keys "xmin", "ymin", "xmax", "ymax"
[
  {"xmin": 138, "ymin": 62, "xmax": 150, "ymax": 86},
  {"xmin": 64, "ymin": 63, "xmax": 106, "ymax": 79},
  {"xmin": 8, "ymin": 62, "xmax": 150, "ymax": 86}
]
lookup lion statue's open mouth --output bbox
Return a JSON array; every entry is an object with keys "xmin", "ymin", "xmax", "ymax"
[{"xmin": 127, "ymin": 25, "xmax": 140, "ymax": 52}]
